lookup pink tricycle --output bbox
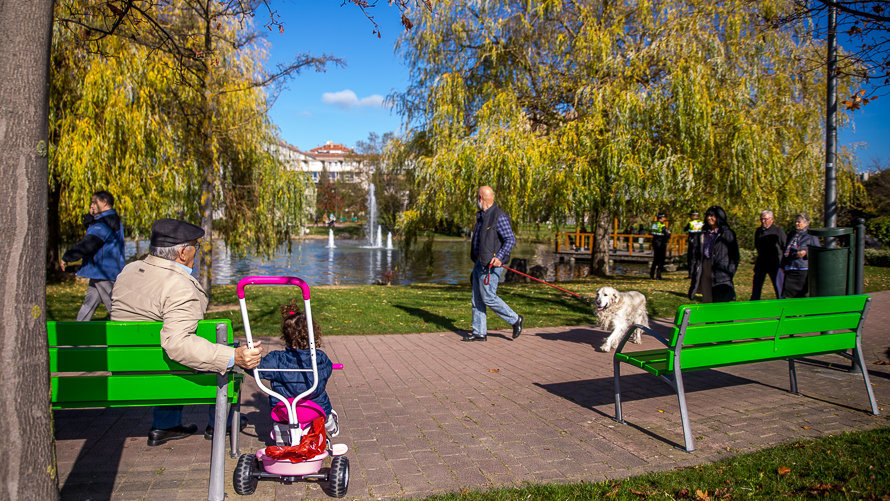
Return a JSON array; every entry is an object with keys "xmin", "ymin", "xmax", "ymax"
[{"xmin": 232, "ymin": 276, "xmax": 349, "ymax": 497}]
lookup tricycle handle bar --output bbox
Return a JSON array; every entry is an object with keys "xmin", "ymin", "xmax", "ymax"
[{"xmin": 236, "ymin": 276, "xmax": 310, "ymax": 300}]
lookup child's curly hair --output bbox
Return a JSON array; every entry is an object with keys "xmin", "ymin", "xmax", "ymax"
[{"xmin": 280, "ymin": 298, "xmax": 322, "ymax": 350}]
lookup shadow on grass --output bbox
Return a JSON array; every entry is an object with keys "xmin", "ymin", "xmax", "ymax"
[{"xmin": 393, "ymin": 304, "xmax": 464, "ymax": 336}]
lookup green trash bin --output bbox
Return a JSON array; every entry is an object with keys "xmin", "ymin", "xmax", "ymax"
[{"xmin": 807, "ymin": 227, "xmax": 854, "ymax": 297}]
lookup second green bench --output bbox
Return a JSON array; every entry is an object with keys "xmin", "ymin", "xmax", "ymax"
[{"xmin": 612, "ymin": 295, "xmax": 880, "ymax": 452}]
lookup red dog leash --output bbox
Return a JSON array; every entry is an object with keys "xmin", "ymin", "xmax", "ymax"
[{"xmin": 485, "ymin": 264, "xmax": 590, "ymax": 304}]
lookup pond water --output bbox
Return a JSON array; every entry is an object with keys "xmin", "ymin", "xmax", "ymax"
[{"xmin": 125, "ymin": 238, "xmax": 649, "ymax": 286}]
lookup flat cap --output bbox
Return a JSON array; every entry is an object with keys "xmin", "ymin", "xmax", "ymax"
[{"xmin": 150, "ymin": 218, "xmax": 204, "ymax": 247}]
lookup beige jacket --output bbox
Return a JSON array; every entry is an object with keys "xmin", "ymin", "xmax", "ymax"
[{"xmin": 111, "ymin": 255, "xmax": 233, "ymax": 374}]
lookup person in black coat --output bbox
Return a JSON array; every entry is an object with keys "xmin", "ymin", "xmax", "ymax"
[
  {"xmin": 750, "ymin": 210, "xmax": 786, "ymax": 300},
  {"xmin": 689, "ymin": 206, "xmax": 740, "ymax": 303}
]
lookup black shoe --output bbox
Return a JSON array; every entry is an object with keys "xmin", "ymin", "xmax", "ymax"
[
  {"xmin": 512, "ymin": 315, "xmax": 524, "ymax": 339},
  {"xmin": 147, "ymin": 424, "xmax": 197, "ymax": 446},
  {"xmin": 461, "ymin": 335, "xmax": 486, "ymax": 342},
  {"xmin": 204, "ymin": 417, "xmax": 249, "ymax": 440}
]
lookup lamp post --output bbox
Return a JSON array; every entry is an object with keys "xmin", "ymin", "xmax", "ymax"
[{"xmin": 824, "ymin": 2, "xmax": 838, "ymax": 247}]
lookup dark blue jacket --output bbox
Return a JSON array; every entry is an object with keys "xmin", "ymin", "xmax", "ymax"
[
  {"xmin": 62, "ymin": 209, "xmax": 125, "ymax": 281},
  {"xmin": 258, "ymin": 347, "xmax": 333, "ymax": 414}
]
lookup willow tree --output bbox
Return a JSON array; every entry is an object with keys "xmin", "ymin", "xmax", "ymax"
[
  {"xmin": 394, "ymin": 0, "xmax": 862, "ymax": 275},
  {"xmin": 51, "ymin": 0, "xmax": 323, "ymax": 293}
]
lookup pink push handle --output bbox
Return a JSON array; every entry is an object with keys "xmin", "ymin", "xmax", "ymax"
[
  {"xmin": 236, "ymin": 276, "xmax": 310, "ymax": 300},
  {"xmin": 332, "ymin": 364, "xmax": 343, "ymax": 370}
]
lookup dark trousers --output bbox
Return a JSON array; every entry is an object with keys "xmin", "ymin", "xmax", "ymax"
[
  {"xmin": 750, "ymin": 267, "xmax": 781, "ymax": 300},
  {"xmin": 650, "ymin": 244, "xmax": 667, "ymax": 279},
  {"xmin": 782, "ymin": 269, "xmax": 809, "ymax": 298}
]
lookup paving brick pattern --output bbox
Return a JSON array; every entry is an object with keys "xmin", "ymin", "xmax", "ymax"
[{"xmin": 55, "ymin": 291, "xmax": 890, "ymax": 500}]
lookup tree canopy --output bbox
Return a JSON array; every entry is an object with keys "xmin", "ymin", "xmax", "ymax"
[
  {"xmin": 50, "ymin": 0, "xmax": 319, "ymax": 278},
  {"xmin": 393, "ymin": 0, "xmax": 864, "ymax": 272}
]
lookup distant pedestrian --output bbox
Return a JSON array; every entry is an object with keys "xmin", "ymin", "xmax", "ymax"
[
  {"xmin": 463, "ymin": 186, "xmax": 523, "ymax": 342},
  {"xmin": 689, "ymin": 206, "xmax": 739, "ymax": 303},
  {"xmin": 781, "ymin": 213, "xmax": 820, "ymax": 298},
  {"xmin": 750, "ymin": 210, "xmax": 786, "ymax": 300},
  {"xmin": 683, "ymin": 211, "xmax": 703, "ymax": 278},
  {"xmin": 649, "ymin": 213, "xmax": 670, "ymax": 280},
  {"xmin": 61, "ymin": 190, "xmax": 125, "ymax": 321}
]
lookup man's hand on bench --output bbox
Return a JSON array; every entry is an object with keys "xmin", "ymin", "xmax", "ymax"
[{"xmin": 235, "ymin": 341, "xmax": 263, "ymax": 370}]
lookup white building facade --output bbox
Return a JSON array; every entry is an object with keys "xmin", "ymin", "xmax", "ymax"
[{"xmin": 277, "ymin": 140, "xmax": 365, "ymax": 184}]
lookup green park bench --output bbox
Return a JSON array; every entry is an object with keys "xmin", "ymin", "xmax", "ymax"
[
  {"xmin": 49, "ymin": 319, "xmax": 244, "ymax": 501},
  {"xmin": 612, "ymin": 295, "xmax": 880, "ymax": 453}
]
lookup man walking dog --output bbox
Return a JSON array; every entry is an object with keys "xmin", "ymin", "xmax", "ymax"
[{"xmin": 463, "ymin": 186, "xmax": 524, "ymax": 342}]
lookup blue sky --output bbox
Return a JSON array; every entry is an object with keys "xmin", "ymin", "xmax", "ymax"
[
  {"xmin": 261, "ymin": 1, "xmax": 888, "ymax": 168},
  {"xmin": 262, "ymin": 1, "xmax": 407, "ymax": 152}
]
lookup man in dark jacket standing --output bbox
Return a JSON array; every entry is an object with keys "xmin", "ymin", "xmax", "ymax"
[
  {"xmin": 750, "ymin": 210, "xmax": 786, "ymax": 300},
  {"xmin": 463, "ymin": 186, "xmax": 523, "ymax": 342},
  {"xmin": 61, "ymin": 190, "xmax": 125, "ymax": 321}
]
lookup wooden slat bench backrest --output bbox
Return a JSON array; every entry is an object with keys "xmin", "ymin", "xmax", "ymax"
[
  {"xmin": 48, "ymin": 320, "xmax": 241, "ymax": 409},
  {"xmin": 665, "ymin": 295, "xmax": 869, "ymax": 372}
]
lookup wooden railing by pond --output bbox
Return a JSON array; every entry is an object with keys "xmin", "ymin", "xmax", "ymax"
[{"xmin": 555, "ymin": 228, "xmax": 687, "ymax": 260}]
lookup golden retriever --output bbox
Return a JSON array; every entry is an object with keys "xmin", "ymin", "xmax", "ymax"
[{"xmin": 594, "ymin": 286, "xmax": 649, "ymax": 352}]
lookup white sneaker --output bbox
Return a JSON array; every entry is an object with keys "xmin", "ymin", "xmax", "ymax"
[{"xmin": 325, "ymin": 410, "xmax": 340, "ymax": 437}]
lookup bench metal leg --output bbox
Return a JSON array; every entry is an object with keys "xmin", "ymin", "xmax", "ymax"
[
  {"xmin": 788, "ymin": 359, "xmax": 800, "ymax": 395},
  {"xmin": 229, "ymin": 388, "xmax": 241, "ymax": 458},
  {"xmin": 208, "ymin": 322, "xmax": 229, "ymax": 501},
  {"xmin": 613, "ymin": 359, "xmax": 624, "ymax": 423},
  {"xmin": 209, "ymin": 374, "xmax": 229, "ymax": 501},
  {"xmin": 674, "ymin": 367, "xmax": 695, "ymax": 453},
  {"xmin": 854, "ymin": 344, "xmax": 880, "ymax": 416}
]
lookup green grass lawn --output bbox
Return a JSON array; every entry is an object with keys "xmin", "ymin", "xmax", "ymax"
[
  {"xmin": 412, "ymin": 427, "xmax": 890, "ymax": 500},
  {"xmin": 47, "ymin": 263, "xmax": 890, "ymax": 338}
]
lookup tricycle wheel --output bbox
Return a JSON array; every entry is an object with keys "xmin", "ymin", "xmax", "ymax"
[
  {"xmin": 328, "ymin": 455, "xmax": 349, "ymax": 498},
  {"xmin": 233, "ymin": 453, "xmax": 259, "ymax": 495}
]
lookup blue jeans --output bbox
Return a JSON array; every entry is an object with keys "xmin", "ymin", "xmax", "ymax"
[{"xmin": 471, "ymin": 263, "xmax": 519, "ymax": 337}]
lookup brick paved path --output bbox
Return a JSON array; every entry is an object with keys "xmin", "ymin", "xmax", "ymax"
[{"xmin": 55, "ymin": 291, "xmax": 890, "ymax": 500}]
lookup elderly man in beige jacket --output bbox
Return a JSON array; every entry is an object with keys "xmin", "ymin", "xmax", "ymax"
[{"xmin": 112, "ymin": 218, "xmax": 263, "ymax": 446}]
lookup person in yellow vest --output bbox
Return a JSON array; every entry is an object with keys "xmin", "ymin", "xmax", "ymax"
[
  {"xmin": 683, "ymin": 211, "xmax": 704, "ymax": 278},
  {"xmin": 649, "ymin": 213, "xmax": 670, "ymax": 280}
]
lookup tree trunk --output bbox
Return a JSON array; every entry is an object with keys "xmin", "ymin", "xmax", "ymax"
[
  {"xmin": 590, "ymin": 209, "xmax": 611, "ymax": 276},
  {"xmin": 0, "ymin": 0, "xmax": 61, "ymax": 499},
  {"xmin": 197, "ymin": 0, "xmax": 215, "ymax": 298},
  {"xmin": 199, "ymin": 175, "xmax": 214, "ymax": 297}
]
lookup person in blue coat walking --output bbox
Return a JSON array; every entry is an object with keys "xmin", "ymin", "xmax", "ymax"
[{"xmin": 61, "ymin": 190, "xmax": 125, "ymax": 321}]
